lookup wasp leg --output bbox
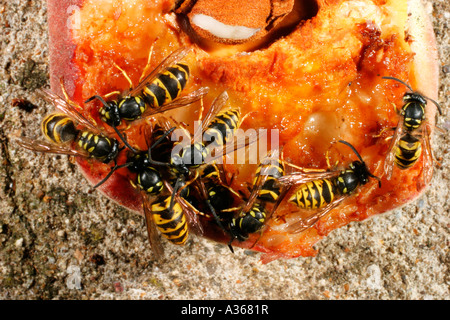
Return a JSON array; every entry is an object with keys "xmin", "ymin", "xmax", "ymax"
[
  {"xmin": 93, "ymin": 161, "xmax": 133, "ymax": 189},
  {"xmin": 113, "ymin": 62, "xmax": 134, "ymax": 91},
  {"xmin": 139, "ymin": 42, "xmax": 156, "ymax": 83}
]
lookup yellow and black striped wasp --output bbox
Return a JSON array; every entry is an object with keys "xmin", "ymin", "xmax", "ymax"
[
  {"xmin": 10, "ymin": 83, "xmax": 121, "ymax": 167},
  {"xmin": 381, "ymin": 76, "xmax": 442, "ymax": 185},
  {"xmin": 199, "ymin": 163, "xmax": 240, "ymax": 216},
  {"xmin": 84, "ymin": 46, "xmax": 209, "ymax": 152},
  {"xmin": 131, "ymin": 152, "xmax": 205, "ymax": 260},
  {"xmin": 95, "ymin": 122, "xmax": 204, "ymax": 260},
  {"xmin": 145, "ymin": 90, "xmax": 257, "ymax": 233},
  {"xmin": 227, "ymin": 150, "xmax": 286, "ymax": 248},
  {"xmin": 278, "ymin": 140, "xmax": 381, "ymax": 233}
]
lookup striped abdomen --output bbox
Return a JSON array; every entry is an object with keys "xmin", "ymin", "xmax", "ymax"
[
  {"xmin": 254, "ymin": 158, "xmax": 285, "ymax": 203},
  {"xmin": 289, "ymin": 179, "xmax": 337, "ymax": 209},
  {"xmin": 394, "ymin": 133, "xmax": 422, "ymax": 169},
  {"xmin": 151, "ymin": 196, "xmax": 188, "ymax": 245},
  {"xmin": 142, "ymin": 63, "xmax": 190, "ymax": 108},
  {"xmin": 41, "ymin": 113, "xmax": 78, "ymax": 144},
  {"xmin": 203, "ymin": 108, "xmax": 240, "ymax": 148}
]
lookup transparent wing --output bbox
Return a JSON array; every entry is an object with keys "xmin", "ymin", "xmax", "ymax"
[
  {"xmin": 156, "ymin": 115, "xmax": 191, "ymax": 145},
  {"xmin": 140, "ymin": 87, "xmax": 209, "ymax": 119},
  {"xmin": 205, "ymin": 127, "xmax": 260, "ymax": 164},
  {"xmin": 383, "ymin": 116, "xmax": 405, "ymax": 180},
  {"xmin": 37, "ymin": 88, "xmax": 102, "ymax": 135},
  {"xmin": 129, "ymin": 47, "xmax": 192, "ymax": 97},
  {"xmin": 419, "ymin": 123, "xmax": 433, "ymax": 188},
  {"xmin": 163, "ymin": 179, "xmax": 204, "ymax": 236},
  {"xmin": 286, "ymin": 196, "xmax": 346, "ymax": 234},
  {"xmin": 141, "ymin": 192, "xmax": 165, "ymax": 260},
  {"xmin": 278, "ymin": 170, "xmax": 340, "ymax": 187},
  {"xmin": 242, "ymin": 150, "xmax": 281, "ymax": 213},
  {"xmin": 142, "ymin": 120, "xmax": 154, "ymax": 150},
  {"xmin": 196, "ymin": 90, "xmax": 229, "ymax": 138},
  {"xmin": 10, "ymin": 134, "xmax": 88, "ymax": 157}
]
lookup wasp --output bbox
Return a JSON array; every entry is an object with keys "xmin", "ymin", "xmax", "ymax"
[
  {"xmin": 11, "ymin": 85, "xmax": 120, "ymax": 166},
  {"xmin": 200, "ymin": 164, "xmax": 239, "ymax": 216},
  {"xmin": 278, "ymin": 140, "xmax": 381, "ymax": 233},
  {"xmin": 131, "ymin": 152, "xmax": 203, "ymax": 259},
  {"xmin": 228, "ymin": 150, "xmax": 286, "ymax": 244},
  {"xmin": 84, "ymin": 47, "xmax": 209, "ymax": 152},
  {"xmin": 381, "ymin": 76, "xmax": 442, "ymax": 185},
  {"xmin": 93, "ymin": 123, "xmax": 203, "ymax": 260},
  {"xmin": 146, "ymin": 91, "xmax": 257, "ymax": 233}
]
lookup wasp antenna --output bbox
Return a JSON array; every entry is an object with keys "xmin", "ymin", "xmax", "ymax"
[
  {"xmin": 382, "ymin": 76, "xmax": 414, "ymax": 92},
  {"xmin": 149, "ymin": 127, "xmax": 175, "ymax": 151},
  {"xmin": 383, "ymin": 77, "xmax": 442, "ymax": 115},
  {"xmin": 338, "ymin": 140, "xmax": 364, "ymax": 163},
  {"xmin": 425, "ymin": 96, "xmax": 443, "ymax": 116},
  {"xmin": 369, "ymin": 172, "xmax": 382, "ymax": 188},
  {"xmin": 94, "ymin": 161, "xmax": 132, "ymax": 189},
  {"xmin": 146, "ymin": 152, "xmax": 170, "ymax": 167},
  {"xmin": 146, "ymin": 127, "xmax": 175, "ymax": 167},
  {"xmin": 84, "ymin": 95, "xmax": 109, "ymax": 106},
  {"xmin": 111, "ymin": 126, "xmax": 138, "ymax": 154}
]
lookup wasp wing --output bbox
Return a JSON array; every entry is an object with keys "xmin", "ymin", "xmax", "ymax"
[
  {"xmin": 38, "ymin": 88, "xmax": 102, "ymax": 135},
  {"xmin": 140, "ymin": 87, "xmax": 209, "ymax": 119},
  {"xmin": 278, "ymin": 170, "xmax": 340, "ymax": 187},
  {"xmin": 11, "ymin": 134, "xmax": 88, "ymax": 157},
  {"xmin": 287, "ymin": 196, "xmax": 346, "ymax": 234},
  {"xmin": 418, "ymin": 123, "xmax": 433, "ymax": 189},
  {"xmin": 129, "ymin": 47, "xmax": 192, "ymax": 97},
  {"xmin": 383, "ymin": 116, "xmax": 405, "ymax": 180},
  {"xmin": 163, "ymin": 179, "xmax": 204, "ymax": 236},
  {"xmin": 196, "ymin": 90, "xmax": 229, "ymax": 139},
  {"xmin": 141, "ymin": 191, "xmax": 165, "ymax": 260},
  {"xmin": 205, "ymin": 127, "xmax": 260, "ymax": 164}
]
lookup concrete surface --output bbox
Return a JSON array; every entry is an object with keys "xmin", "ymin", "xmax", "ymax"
[{"xmin": 0, "ymin": 0, "xmax": 448, "ymax": 300}]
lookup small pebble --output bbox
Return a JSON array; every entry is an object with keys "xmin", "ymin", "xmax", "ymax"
[
  {"xmin": 15, "ymin": 238, "xmax": 24, "ymax": 248},
  {"xmin": 442, "ymin": 65, "xmax": 450, "ymax": 74}
]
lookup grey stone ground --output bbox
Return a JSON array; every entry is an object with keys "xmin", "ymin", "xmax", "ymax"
[{"xmin": 0, "ymin": 0, "xmax": 448, "ymax": 300}]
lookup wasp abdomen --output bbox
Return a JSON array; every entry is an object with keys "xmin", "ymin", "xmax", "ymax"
[
  {"xmin": 41, "ymin": 113, "xmax": 78, "ymax": 144},
  {"xmin": 151, "ymin": 196, "xmax": 188, "ymax": 245},
  {"xmin": 394, "ymin": 134, "xmax": 422, "ymax": 169},
  {"xmin": 289, "ymin": 179, "xmax": 336, "ymax": 209},
  {"xmin": 203, "ymin": 108, "xmax": 240, "ymax": 147},
  {"xmin": 142, "ymin": 63, "xmax": 190, "ymax": 108}
]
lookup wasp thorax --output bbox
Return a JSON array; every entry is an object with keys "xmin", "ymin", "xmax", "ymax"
[
  {"xmin": 137, "ymin": 167, "xmax": 163, "ymax": 195},
  {"xmin": 335, "ymin": 161, "xmax": 369, "ymax": 195},
  {"xmin": 183, "ymin": 143, "xmax": 208, "ymax": 165},
  {"xmin": 402, "ymin": 99, "xmax": 425, "ymax": 131},
  {"xmin": 118, "ymin": 96, "xmax": 146, "ymax": 121},
  {"xmin": 169, "ymin": 154, "xmax": 190, "ymax": 176}
]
